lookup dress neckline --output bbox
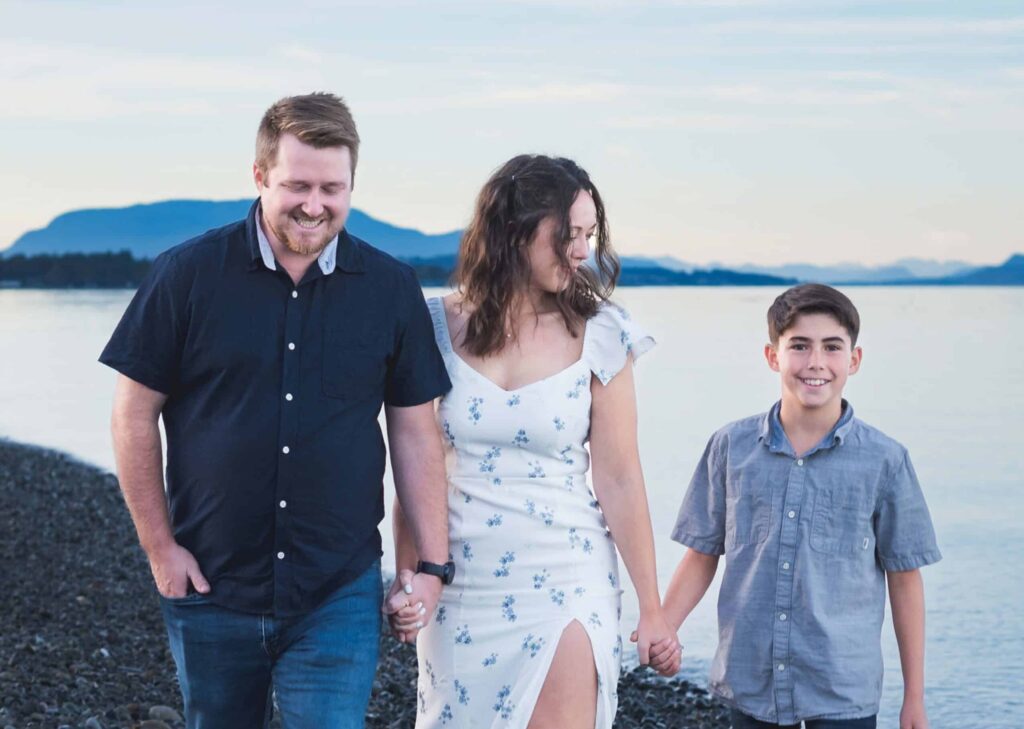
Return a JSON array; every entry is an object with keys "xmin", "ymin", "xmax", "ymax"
[{"xmin": 430, "ymin": 296, "xmax": 591, "ymax": 395}]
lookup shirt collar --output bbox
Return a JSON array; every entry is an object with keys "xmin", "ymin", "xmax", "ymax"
[
  {"xmin": 253, "ymin": 203, "xmax": 338, "ymax": 275},
  {"xmin": 759, "ymin": 399, "xmax": 855, "ymax": 456}
]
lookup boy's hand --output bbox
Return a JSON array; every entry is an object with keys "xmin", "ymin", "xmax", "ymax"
[
  {"xmin": 629, "ymin": 613, "xmax": 682, "ymax": 677},
  {"xmin": 900, "ymin": 698, "xmax": 929, "ymax": 729}
]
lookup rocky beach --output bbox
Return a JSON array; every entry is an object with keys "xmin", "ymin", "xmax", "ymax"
[{"xmin": 0, "ymin": 440, "xmax": 728, "ymax": 728}]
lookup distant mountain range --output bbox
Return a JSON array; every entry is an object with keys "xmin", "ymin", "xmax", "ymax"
[{"xmin": 4, "ymin": 199, "xmax": 1021, "ymax": 286}]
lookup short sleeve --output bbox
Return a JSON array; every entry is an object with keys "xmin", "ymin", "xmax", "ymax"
[
  {"xmin": 383, "ymin": 268, "xmax": 453, "ymax": 407},
  {"xmin": 670, "ymin": 433, "xmax": 727, "ymax": 556},
  {"xmin": 875, "ymin": 449, "xmax": 942, "ymax": 572},
  {"xmin": 585, "ymin": 303, "xmax": 656, "ymax": 386},
  {"xmin": 98, "ymin": 251, "xmax": 188, "ymax": 395}
]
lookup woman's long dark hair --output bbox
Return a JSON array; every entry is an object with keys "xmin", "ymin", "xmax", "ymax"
[{"xmin": 454, "ymin": 154, "xmax": 621, "ymax": 357}]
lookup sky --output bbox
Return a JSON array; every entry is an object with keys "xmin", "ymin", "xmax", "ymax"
[{"xmin": 1, "ymin": 0, "xmax": 1022, "ymax": 266}]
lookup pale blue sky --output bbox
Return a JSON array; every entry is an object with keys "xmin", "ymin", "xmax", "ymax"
[{"xmin": 1, "ymin": 0, "xmax": 1021, "ymax": 265}]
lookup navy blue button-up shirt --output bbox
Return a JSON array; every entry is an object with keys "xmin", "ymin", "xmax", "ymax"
[
  {"xmin": 672, "ymin": 401, "xmax": 941, "ymax": 724},
  {"xmin": 100, "ymin": 201, "xmax": 451, "ymax": 617}
]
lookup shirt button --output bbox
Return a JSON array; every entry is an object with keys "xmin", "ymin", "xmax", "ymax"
[
  {"xmin": 783, "ymin": 561, "xmax": 791, "ymax": 570},
  {"xmin": 778, "ymin": 663, "xmax": 786, "ymax": 672},
  {"xmin": 292, "ymin": 290, "xmax": 298, "ymax": 299},
  {"xmin": 780, "ymin": 613, "xmax": 788, "ymax": 621},
  {"xmin": 277, "ymin": 551, "xmax": 285, "ymax": 560},
  {"xmin": 282, "ymin": 446, "xmax": 290, "ymax": 454},
  {"xmin": 288, "ymin": 342, "xmax": 296, "ymax": 351},
  {"xmin": 279, "ymin": 500, "xmax": 287, "ymax": 508},
  {"xmin": 788, "ymin": 510, "xmax": 796, "ymax": 519},
  {"xmin": 285, "ymin": 393, "xmax": 293, "ymax": 401},
  {"xmin": 796, "ymin": 459, "xmax": 804, "ymax": 466}
]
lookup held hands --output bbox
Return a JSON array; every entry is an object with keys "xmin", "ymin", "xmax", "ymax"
[
  {"xmin": 629, "ymin": 609, "xmax": 683, "ymax": 677},
  {"xmin": 147, "ymin": 541, "xmax": 210, "ymax": 598},
  {"xmin": 385, "ymin": 568, "xmax": 444, "ymax": 643}
]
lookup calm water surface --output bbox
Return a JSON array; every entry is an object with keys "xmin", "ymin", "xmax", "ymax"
[{"xmin": 2, "ymin": 287, "xmax": 1022, "ymax": 727}]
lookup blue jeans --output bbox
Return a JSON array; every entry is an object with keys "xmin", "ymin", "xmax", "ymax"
[
  {"xmin": 730, "ymin": 709, "xmax": 877, "ymax": 729},
  {"xmin": 160, "ymin": 560, "xmax": 382, "ymax": 729}
]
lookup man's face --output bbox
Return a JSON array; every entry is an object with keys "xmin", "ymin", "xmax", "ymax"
[
  {"xmin": 254, "ymin": 133, "xmax": 353, "ymax": 257},
  {"xmin": 765, "ymin": 312, "xmax": 862, "ymax": 416}
]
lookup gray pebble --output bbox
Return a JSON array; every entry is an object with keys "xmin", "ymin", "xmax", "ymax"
[{"xmin": 149, "ymin": 705, "xmax": 184, "ymax": 723}]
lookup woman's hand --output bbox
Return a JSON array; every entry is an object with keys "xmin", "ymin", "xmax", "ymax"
[{"xmin": 630, "ymin": 609, "xmax": 682, "ymax": 677}]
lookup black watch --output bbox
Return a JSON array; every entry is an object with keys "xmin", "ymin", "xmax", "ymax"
[{"xmin": 416, "ymin": 560, "xmax": 456, "ymax": 585}]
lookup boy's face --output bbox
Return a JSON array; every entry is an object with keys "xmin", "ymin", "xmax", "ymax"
[{"xmin": 765, "ymin": 312, "xmax": 862, "ymax": 417}]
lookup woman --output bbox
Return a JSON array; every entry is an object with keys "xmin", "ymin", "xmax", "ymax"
[{"xmin": 390, "ymin": 154, "xmax": 680, "ymax": 728}]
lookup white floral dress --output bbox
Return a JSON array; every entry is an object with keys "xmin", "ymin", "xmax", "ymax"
[{"xmin": 415, "ymin": 298, "xmax": 655, "ymax": 729}]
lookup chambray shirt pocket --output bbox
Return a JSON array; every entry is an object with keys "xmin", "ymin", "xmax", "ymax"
[
  {"xmin": 724, "ymin": 472, "xmax": 773, "ymax": 550},
  {"xmin": 322, "ymin": 322, "xmax": 389, "ymax": 399},
  {"xmin": 809, "ymin": 486, "xmax": 875, "ymax": 555}
]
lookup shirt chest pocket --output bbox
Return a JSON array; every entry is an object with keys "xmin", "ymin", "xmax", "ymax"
[
  {"xmin": 322, "ymin": 323, "xmax": 389, "ymax": 399},
  {"xmin": 724, "ymin": 472, "xmax": 773, "ymax": 549},
  {"xmin": 810, "ymin": 486, "xmax": 875, "ymax": 555}
]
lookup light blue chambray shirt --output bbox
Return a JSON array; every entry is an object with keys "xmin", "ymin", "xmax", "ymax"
[{"xmin": 672, "ymin": 401, "xmax": 941, "ymax": 724}]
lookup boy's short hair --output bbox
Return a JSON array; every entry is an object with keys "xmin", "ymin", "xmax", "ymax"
[
  {"xmin": 255, "ymin": 92, "xmax": 360, "ymax": 177},
  {"xmin": 768, "ymin": 283, "xmax": 860, "ymax": 346}
]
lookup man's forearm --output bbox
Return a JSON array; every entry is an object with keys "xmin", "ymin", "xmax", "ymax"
[
  {"xmin": 112, "ymin": 413, "xmax": 174, "ymax": 555},
  {"xmin": 888, "ymin": 569, "xmax": 927, "ymax": 701},
  {"xmin": 664, "ymin": 549, "xmax": 719, "ymax": 630},
  {"xmin": 391, "ymin": 496, "xmax": 420, "ymax": 572}
]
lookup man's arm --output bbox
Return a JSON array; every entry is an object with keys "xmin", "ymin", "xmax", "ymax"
[
  {"xmin": 383, "ymin": 401, "xmax": 448, "ymax": 636},
  {"xmin": 663, "ymin": 548, "xmax": 720, "ymax": 631},
  {"xmin": 111, "ymin": 374, "xmax": 208, "ymax": 597},
  {"xmin": 888, "ymin": 568, "xmax": 929, "ymax": 729}
]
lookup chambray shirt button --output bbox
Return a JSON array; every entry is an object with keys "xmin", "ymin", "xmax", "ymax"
[
  {"xmin": 279, "ymin": 500, "xmax": 287, "ymax": 509},
  {"xmin": 778, "ymin": 663, "xmax": 786, "ymax": 672},
  {"xmin": 797, "ymin": 459, "xmax": 804, "ymax": 466},
  {"xmin": 783, "ymin": 561, "xmax": 791, "ymax": 570},
  {"xmin": 285, "ymin": 393, "xmax": 293, "ymax": 401},
  {"xmin": 277, "ymin": 551, "xmax": 285, "ymax": 560},
  {"xmin": 291, "ymin": 290, "xmax": 298, "ymax": 299},
  {"xmin": 288, "ymin": 342, "xmax": 296, "ymax": 351},
  {"xmin": 780, "ymin": 613, "xmax": 788, "ymax": 621},
  {"xmin": 282, "ymin": 446, "xmax": 290, "ymax": 454},
  {"xmin": 788, "ymin": 510, "xmax": 796, "ymax": 519}
]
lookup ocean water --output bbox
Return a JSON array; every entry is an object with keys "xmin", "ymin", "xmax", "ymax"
[{"xmin": 2, "ymin": 286, "xmax": 1022, "ymax": 727}]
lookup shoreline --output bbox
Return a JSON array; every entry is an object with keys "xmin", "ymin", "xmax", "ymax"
[{"xmin": 0, "ymin": 438, "xmax": 727, "ymax": 728}]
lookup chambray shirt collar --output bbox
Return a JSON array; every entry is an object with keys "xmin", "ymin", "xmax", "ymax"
[
  {"xmin": 245, "ymin": 200, "xmax": 366, "ymax": 275},
  {"xmin": 759, "ymin": 399, "xmax": 855, "ymax": 457}
]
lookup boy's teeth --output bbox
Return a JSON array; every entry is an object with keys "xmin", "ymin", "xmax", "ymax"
[{"xmin": 802, "ymin": 378, "xmax": 827, "ymax": 386}]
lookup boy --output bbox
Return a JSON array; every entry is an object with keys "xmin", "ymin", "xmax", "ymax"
[{"xmin": 657, "ymin": 284, "xmax": 941, "ymax": 728}]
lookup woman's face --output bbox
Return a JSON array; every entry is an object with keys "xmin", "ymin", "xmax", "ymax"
[{"xmin": 525, "ymin": 189, "xmax": 597, "ymax": 295}]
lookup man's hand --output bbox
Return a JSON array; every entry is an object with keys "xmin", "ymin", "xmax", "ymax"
[
  {"xmin": 147, "ymin": 541, "xmax": 210, "ymax": 598},
  {"xmin": 900, "ymin": 698, "xmax": 929, "ymax": 729},
  {"xmin": 384, "ymin": 568, "xmax": 443, "ymax": 643},
  {"xmin": 630, "ymin": 611, "xmax": 682, "ymax": 677}
]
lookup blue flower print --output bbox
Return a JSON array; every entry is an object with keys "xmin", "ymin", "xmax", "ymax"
[
  {"xmin": 553, "ymin": 416, "xmax": 566, "ymax": 431},
  {"xmin": 522, "ymin": 633, "xmax": 546, "ymax": 658},
  {"xmin": 425, "ymin": 659, "xmax": 438, "ymax": 688},
  {"xmin": 463, "ymin": 541, "xmax": 474, "ymax": 561},
  {"xmin": 512, "ymin": 429, "xmax": 529, "ymax": 447},
  {"xmin": 455, "ymin": 680, "xmax": 470, "ymax": 706},
  {"xmin": 468, "ymin": 397, "xmax": 484, "ymax": 425},
  {"xmin": 558, "ymin": 445, "xmax": 574, "ymax": 465},
  {"xmin": 566, "ymin": 375, "xmax": 588, "ymax": 399},
  {"xmin": 575, "ymin": 586, "xmax": 586, "ymax": 597},
  {"xmin": 482, "ymin": 653, "xmax": 498, "ymax": 668},
  {"xmin": 440, "ymin": 703, "xmax": 453, "ymax": 725},
  {"xmin": 478, "ymin": 446, "xmax": 501, "ymax": 473},
  {"xmin": 588, "ymin": 612, "xmax": 603, "ymax": 629},
  {"xmin": 455, "ymin": 624, "xmax": 473, "ymax": 645},
  {"xmin": 548, "ymin": 588, "xmax": 565, "ymax": 606},
  {"xmin": 485, "ymin": 513, "xmax": 503, "ymax": 528},
  {"xmin": 493, "ymin": 551, "xmax": 516, "ymax": 578},
  {"xmin": 492, "ymin": 477, "xmax": 502, "ymax": 486},
  {"xmin": 506, "ymin": 394, "xmax": 521, "ymax": 407},
  {"xmin": 613, "ymin": 634, "xmax": 623, "ymax": 657},
  {"xmin": 502, "ymin": 594, "xmax": 517, "ymax": 622},
  {"xmin": 583, "ymin": 538, "xmax": 594, "ymax": 554},
  {"xmin": 524, "ymin": 499, "xmax": 536, "ymax": 516},
  {"xmin": 494, "ymin": 685, "xmax": 515, "ymax": 720},
  {"xmin": 540, "ymin": 506, "xmax": 554, "ymax": 526},
  {"xmin": 620, "ymin": 328, "xmax": 633, "ymax": 354},
  {"xmin": 568, "ymin": 528, "xmax": 582, "ymax": 550},
  {"xmin": 442, "ymin": 420, "xmax": 455, "ymax": 447},
  {"xmin": 419, "ymin": 688, "xmax": 426, "ymax": 714},
  {"xmin": 533, "ymin": 569, "xmax": 550, "ymax": 589},
  {"xmin": 527, "ymin": 461, "xmax": 546, "ymax": 478},
  {"xmin": 607, "ymin": 572, "xmax": 618, "ymax": 589},
  {"xmin": 436, "ymin": 606, "xmax": 447, "ymax": 624},
  {"xmin": 564, "ymin": 475, "xmax": 574, "ymax": 491}
]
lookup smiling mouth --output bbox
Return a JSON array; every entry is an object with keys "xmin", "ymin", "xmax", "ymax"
[
  {"xmin": 800, "ymin": 378, "xmax": 831, "ymax": 387},
  {"xmin": 294, "ymin": 215, "xmax": 324, "ymax": 230}
]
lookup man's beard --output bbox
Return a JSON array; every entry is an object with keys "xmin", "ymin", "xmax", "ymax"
[{"xmin": 269, "ymin": 210, "xmax": 341, "ymax": 257}]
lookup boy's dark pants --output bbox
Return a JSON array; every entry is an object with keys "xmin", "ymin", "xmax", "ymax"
[{"xmin": 730, "ymin": 709, "xmax": 877, "ymax": 729}]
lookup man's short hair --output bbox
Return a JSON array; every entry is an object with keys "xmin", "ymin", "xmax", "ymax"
[
  {"xmin": 255, "ymin": 92, "xmax": 360, "ymax": 177},
  {"xmin": 767, "ymin": 283, "xmax": 860, "ymax": 346}
]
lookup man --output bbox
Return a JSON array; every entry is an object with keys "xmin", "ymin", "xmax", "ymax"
[{"xmin": 101, "ymin": 92, "xmax": 452, "ymax": 728}]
